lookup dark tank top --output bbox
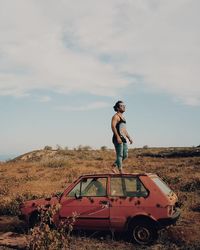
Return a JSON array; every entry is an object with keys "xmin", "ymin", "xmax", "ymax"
[{"xmin": 112, "ymin": 115, "xmax": 127, "ymax": 144}]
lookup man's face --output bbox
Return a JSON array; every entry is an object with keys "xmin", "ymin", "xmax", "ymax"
[{"xmin": 118, "ymin": 103, "xmax": 126, "ymax": 113}]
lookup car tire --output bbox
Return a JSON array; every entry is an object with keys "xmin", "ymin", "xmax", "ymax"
[
  {"xmin": 129, "ymin": 220, "xmax": 158, "ymax": 245},
  {"xmin": 29, "ymin": 212, "xmax": 41, "ymax": 228}
]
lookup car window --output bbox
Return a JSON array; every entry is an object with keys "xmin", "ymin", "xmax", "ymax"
[
  {"xmin": 81, "ymin": 177, "xmax": 107, "ymax": 197},
  {"xmin": 67, "ymin": 178, "xmax": 107, "ymax": 197},
  {"xmin": 68, "ymin": 182, "xmax": 81, "ymax": 197},
  {"xmin": 110, "ymin": 177, "xmax": 125, "ymax": 196},
  {"xmin": 110, "ymin": 177, "xmax": 148, "ymax": 197},
  {"xmin": 151, "ymin": 177, "xmax": 172, "ymax": 195}
]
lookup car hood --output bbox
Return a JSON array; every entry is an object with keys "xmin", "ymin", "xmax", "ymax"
[{"xmin": 21, "ymin": 196, "xmax": 59, "ymax": 208}]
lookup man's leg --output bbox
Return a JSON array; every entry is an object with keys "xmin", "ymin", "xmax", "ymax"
[
  {"xmin": 111, "ymin": 142, "xmax": 119, "ymax": 173},
  {"xmin": 114, "ymin": 143, "xmax": 123, "ymax": 172},
  {"xmin": 122, "ymin": 142, "xmax": 128, "ymax": 161},
  {"xmin": 119, "ymin": 143, "xmax": 128, "ymax": 173}
]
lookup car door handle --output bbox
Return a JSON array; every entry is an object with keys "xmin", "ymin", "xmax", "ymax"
[{"xmin": 99, "ymin": 200, "xmax": 109, "ymax": 205}]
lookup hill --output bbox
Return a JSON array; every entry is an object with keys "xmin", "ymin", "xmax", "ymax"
[{"xmin": 10, "ymin": 146, "xmax": 200, "ymax": 163}]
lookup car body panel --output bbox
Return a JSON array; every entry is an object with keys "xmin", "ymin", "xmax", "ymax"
[{"xmin": 59, "ymin": 196, "xmax": 110, "ymax": 229}]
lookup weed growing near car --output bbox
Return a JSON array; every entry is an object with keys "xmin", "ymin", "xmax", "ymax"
[{"xmin": 29, "ymin": 204, "xmax": 78, "ymax": 250}]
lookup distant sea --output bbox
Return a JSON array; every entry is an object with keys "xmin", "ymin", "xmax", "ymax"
[{"xmin": 0, "ymin": 154, "xmax": 17, "ymax": 161}]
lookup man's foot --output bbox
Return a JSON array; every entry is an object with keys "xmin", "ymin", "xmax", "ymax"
[
  {"xmin": 119, "ymin": 168, "xmax": 125, "ymax": 174},
  {"xmin": 111, "ymin": 164, "xmax": 117, "ymax": 173}
]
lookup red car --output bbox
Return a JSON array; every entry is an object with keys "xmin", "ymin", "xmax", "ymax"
[{"xmin": 19, "ymin": 173, "xmax": 180, "ymax": 245}]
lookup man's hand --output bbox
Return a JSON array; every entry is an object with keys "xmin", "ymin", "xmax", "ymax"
[
  {"xmin": 117, "ymin": 136, "xmax": 123, "ymax": 144},
  {"xmin": 129, "ymin": 138, "xmax": 133, "ymax": 144}
]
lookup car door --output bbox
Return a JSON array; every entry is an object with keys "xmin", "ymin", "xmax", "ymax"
[
  {"xmin": 59, "ymin": 177, "xmax": 110, "ymax": 230},
  {"xmin": 109, "ymin": 176, "xmax": 149, "ymax": 230}
]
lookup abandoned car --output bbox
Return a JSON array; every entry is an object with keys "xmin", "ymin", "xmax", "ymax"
[{"xmin": 19, "ymin": 173, "xmax": 180, "ymax": 244}]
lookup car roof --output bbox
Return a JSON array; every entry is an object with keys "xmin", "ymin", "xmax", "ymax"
[{"xmin": 78, "ymin": 173, "xmax": 156, "ymax": 178}]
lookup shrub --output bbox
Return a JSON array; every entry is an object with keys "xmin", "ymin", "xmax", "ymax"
[
  {"xmin": 180, "ymin": 178, "xmax": 200, "ymax": 192},
  {"xmin": 29, "ymin": 204, "xmax": 78, "ymax": 250},
  {"xmin": 40, "ymin": 157, "xmax": 71, "ymax": 168},
  {"xmin": 56, "ymin": 144, "xmax": 63, "ymax": 151},
  {"xmin": 77, "ymin": 145, "xmax": 92, "ymax": 151},
  {"xmin": 43, "ymin": 146, "xmax": 52, "ymax": 150},
  {"xmin": 100, "ymin": 146, "xmax": 107, "ymax": 151},
  {"xmin": 0, "ymin": 193, "xmax": 44, "ymax": 216},
  {"xmin": 190, "ymin": 203, "xmax": 200, "ymax": 212}
]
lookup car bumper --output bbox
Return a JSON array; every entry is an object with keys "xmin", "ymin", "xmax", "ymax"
[{"xmin": 157, "ymin": 208, "xmax": 180, "ymax": 228}]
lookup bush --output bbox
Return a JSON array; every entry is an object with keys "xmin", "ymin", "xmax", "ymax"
[
  {"xmin": 56, "ymin": 144, "xmax": 63, "ymax": 151},
  {"xmin": 0, "ymin": 193, "xmax": 44, "ymax": 216},
  {"xmin": 40, "ymin": 157, "xmax": 71, "ymax": 168},
  {"xmin": 29, "ymin": 204, "xmax": 78, "ymax": 250},
  {"xmin": 180, "ymin": 178, "xmax": 200, "ymax": 192},
  {"xmin": 43, "ymin": 146, "xmax": 52, "ymax": 150},
  {"xmin": 190, "ymin": 203, "xmax": 200, "ymax": 212},
  {"xmin": 77, "ymin": 145, "xmax": 92, "ymax": 151},
  {"xmin": 100, "ymin": 146, "xmax": 107, "ymax": 151}
]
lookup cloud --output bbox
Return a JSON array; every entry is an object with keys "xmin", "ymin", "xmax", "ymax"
[
  {"xmin": 0, "ymin": 0, "xmax": 199, "ymax": 105},
  {"xmin": 39, "ymin": 96, "xmax": 51, "ymax": 103},
  {"xmin": 55, "ymin": 101, "xmax": 110, "ymax": 111}
]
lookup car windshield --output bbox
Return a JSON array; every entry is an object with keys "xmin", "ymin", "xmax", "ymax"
[{"xmin": 151, "ymin": 176, "xmax": 172, "ymax": 195}]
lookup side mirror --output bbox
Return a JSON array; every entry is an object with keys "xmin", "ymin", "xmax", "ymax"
[
  {"xmin": 55, "ymin": 191, "xmax": 62, "ymax": 198},
  {"xmin": 75, "ymin": 190, "xmax": 81, "ymax": 199}
]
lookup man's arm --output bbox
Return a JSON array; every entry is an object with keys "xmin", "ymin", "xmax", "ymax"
[
  {"xmin": 111, "ymin": 115, "xmax": 122, "ymax": 144},
  {"xmin": 124, "ymin": 130, "xmax": 133, "ymax": 144},
  {"xmin": 121, "ymin": 124, "xmax": 133, "ymax": 144}
]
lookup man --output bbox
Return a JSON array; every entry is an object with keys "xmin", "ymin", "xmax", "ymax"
[{"xmin": 111, "ymin": 100, "xmax": 133, "ymax": 173}]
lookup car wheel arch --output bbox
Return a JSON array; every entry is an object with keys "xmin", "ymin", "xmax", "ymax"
[
  {"xmin": 126, "ymin": 215, "xmax": 159, "ymax": 245},
  {"xmin": 29, "ymin": 210, "xmax": 41, "ymax": 228},
  {"xmin": 126, "ymin": 215, "xmax": 158, "ymax": 229}
]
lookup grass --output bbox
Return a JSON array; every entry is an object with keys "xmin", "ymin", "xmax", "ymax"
[{"xmin": 0, "ymin": 147, "xmax": 200, "ymax": 249}]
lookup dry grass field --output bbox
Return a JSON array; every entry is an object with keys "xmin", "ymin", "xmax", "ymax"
[{"xmin": 0, "ymin": 147, "xmax": 200, "ymax": 249}]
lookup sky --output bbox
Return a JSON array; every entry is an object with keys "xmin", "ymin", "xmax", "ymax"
[{"xmin": 0, "ymin": 0, "xmax": 200, "ymax": 159}]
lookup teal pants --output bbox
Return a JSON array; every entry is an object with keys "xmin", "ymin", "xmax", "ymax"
[{"xmin": 113, "ymin": 142, "xmax": 128, "ymax": 169}]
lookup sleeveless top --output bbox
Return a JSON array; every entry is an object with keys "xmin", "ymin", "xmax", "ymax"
[{"xmin": 112, "ymin": 115, "xmax": 127, "ymax": 144}]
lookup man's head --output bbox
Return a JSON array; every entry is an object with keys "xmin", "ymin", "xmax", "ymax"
[{"xmin": 113, "ymin": 100, "xmax": 126, "ymax": 112}]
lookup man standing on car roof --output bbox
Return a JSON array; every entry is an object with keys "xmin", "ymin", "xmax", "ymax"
[{"xmin": 111, "ymin": 100, "xmax": 133, "ymax": 174}]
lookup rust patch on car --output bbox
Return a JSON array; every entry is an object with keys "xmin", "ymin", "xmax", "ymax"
[
  {"xmin": 88, "ymin": 197, "xmax": 94, "ymax": 203},
  {"xmin": 135, "ymin": 200, "xmax": 141, "ymax": 205}
]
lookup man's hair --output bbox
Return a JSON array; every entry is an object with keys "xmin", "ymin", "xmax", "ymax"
[{"xmin": 113, "ymin": 100, "xmax": 123, "ymax": 112}]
